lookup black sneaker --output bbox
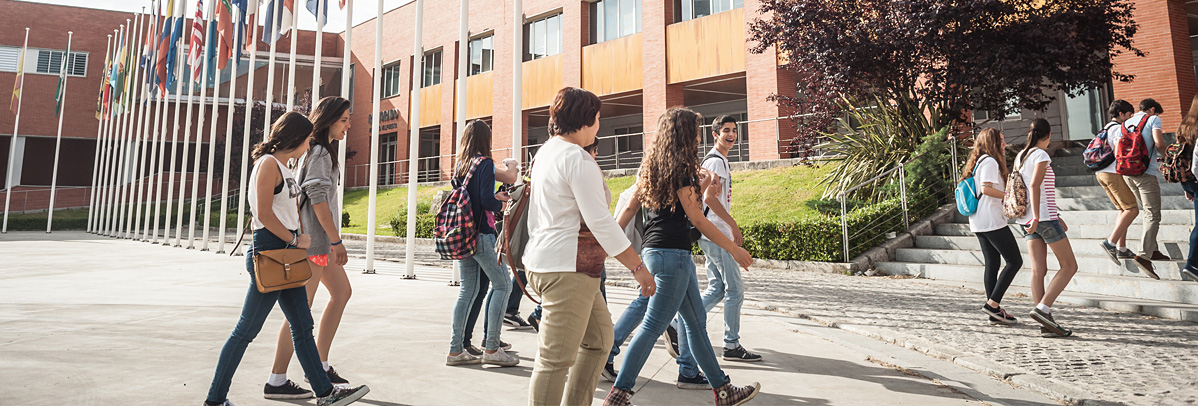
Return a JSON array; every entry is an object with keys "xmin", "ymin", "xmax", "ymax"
[
  {"xmin": 500, "ymin": 340, "xmax": 512, "ymax": 351},
  {"xmin": 676, "ymin": 372, "xmax": 710, "ymax": 389},
  {"xmin": 1100, "ymin": 240, "xmax": 1121, "ymax": 266},
  {"xmin": 317, "ymin": 385, "xmax": 369, "ymax": 406},
  {"xmin": 602, "ymin": 362, "xmax": 618, "ymax": 382},
  {"xmin": 527, "ymin": 314, "xmax": 540, "ymax": 332},
  {"xmin": 982, "ymin": 304, "xmax": 1017, "ymax": 325},
  {"xmin": 1029, "ymin": 308, "xmax": 1072, "ymax": 337},
  {"xmin": 662, "ymin": 325, "xmax": 679, "ymax": 359},
  {"xmin": 326, "ymin": 366, "xmax": 349, "ymax": 385},
  {"xmin": 464, "ymin": 344, "xmax": 483, "ymax": 356},
  {"xmin": 203, "ymin": 401, "xmax": 236, "ymax": 406},
  {"xmin": 989, "ymin": 316, "xmax": 1005, "ymax": 325},
  {"xmin": 504, "ymin": 313, "xmax": 534, "ymax": 330},
  {"xmin": 1117, "ymin": 249, "xmax": 1135, "ymax": 259},
  {"xmin": 723, "ymin": 346, "xmax": 763, "ymax": 362},
  {"xmin": 264, "ymin": 380, "xmax": 314, "ymax": 399}
]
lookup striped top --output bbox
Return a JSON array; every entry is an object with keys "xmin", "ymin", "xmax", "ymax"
[{"xmin": 1015, "ymin": 148, "xmax": 1058, "ymax": 224}]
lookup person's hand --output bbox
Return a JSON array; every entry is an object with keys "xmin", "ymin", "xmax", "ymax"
[
  {"xmin": 733, "ymin": 227, "xmax": 744, "ymax": 246},
  {"xmin": 1026, "ymin": 219, "xmax": 1039, "ymax": 235},
  {"xmin": 1187, "ymin": 192, "xmax": 1194, "ymax": 202},
  {"xmin": 332, "ymin": 243, "xmax": 348, "ymax": 266},
  {"xmin": 698, "ymin": 169, "xmax": 715, "ymax": 190},
  {"xmin": 633, "ymin": 264, "xmax": 656, "ymax": 297},
  {"xmin": 495, "ymin": 191, "xmax": 511, "ymax": 202},
  {"xmin": 1059, "ymin": 218, "xmax": 1068, "ymax": 232},
  {"xmin": 731, "ymin": 246, "xmax": 753, "ymax": 269},
  {"xmin": 297, "ymin": 234, "xmax": 312, "ymax": 249}
]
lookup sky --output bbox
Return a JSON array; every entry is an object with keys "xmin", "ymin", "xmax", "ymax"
[{"xmin": 20, "ymin": 0, "xmax": 416, "ymax": 34}]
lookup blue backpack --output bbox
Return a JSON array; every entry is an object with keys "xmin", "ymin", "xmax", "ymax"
[{"xmin": 955, "ymin": 156, "xmax": 990, "ymax": 216}]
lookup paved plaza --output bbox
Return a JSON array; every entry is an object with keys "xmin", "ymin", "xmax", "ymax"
[{"xmin": 2, "ymin": 231, "xmax": 1166, "ymax": 406}]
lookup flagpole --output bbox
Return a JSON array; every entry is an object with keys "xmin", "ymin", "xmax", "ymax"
[
  {"xmin": 513, "ymin": 0, "xmax": 522, "ymax": 163},
  {"xmin": 285, "ymin": 0, "xmax": 298, "ymax": 111},
  {"xmin": 260, "ymin": 0, "xmax": 281, "ymax": 186},
  {"xmin": 143, "ymin": 30, "xmax": 172, "ymax": 242},
  {"xmin": 2, "ymin": 27, "xmax": 30, "ymax": 234},
  {"xmin": 216, "ymin": 4, "xmax": 244, "ymax": 254},
  {"xmin": 311, "ymin": 0, "xmax": 323, "ymax": 104},
  {"xmin": 162, "ymin": 27, "xmax": 188, "ymax": 243},
  {"xmin": 85, "ymin": 34, "xmax": 114, "ymax": 233},
  {"xmin": 450, "ymin": 0, "xmax": 467, "ymax": 286},
  {"xmin": 364, "ymin": 0, "xmax": 386, "ymax": 275},
  {"xmin": 186, "ymin": 0, "xmax": 216, "ymax": 249},
  {"xmin": 125, "ymin": 8, "xmax": 159, "ymax": 239},
  {"xmin": 94, "ymin": 29, "xmax": 121, "ymax": 235},
  {"xmin": 235, "ymin": 5, "xmax": 260, "ymax": 252},
  {"xmin": 107, "ymin": 13, "xmax": 143, "ymax": 237},
  {"xmin": 336, "ymin": 0, "xmax": 351, "ymax": 216},
  {"xmin": 175, "ymin": 1, "xmax": 202, "ymax": 246},
  {"xmin": 400, "ymin": 0, "xmax": 424, "ymax": 280},
  {"xmin": 200, "ymin": 35, "xmax": 227, "ymax": 252},
  {"xmin": 96, "ymin": 23, "xmax": 128, "ymax": 236},
  {"xmin": 46, "ymin": 31, "xmax": 75, "ymax": 233},
  {"xmin": 116, "ymin": 10, "xmax": 149, "ymax": 237}
]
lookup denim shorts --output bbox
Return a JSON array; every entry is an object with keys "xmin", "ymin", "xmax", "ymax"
[{"xmin": 1020, "ymin": 219, "xmax": 1067, "ymax": 244}]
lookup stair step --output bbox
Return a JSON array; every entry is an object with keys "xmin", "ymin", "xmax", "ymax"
[
  {"xmin": 1054, "ymin": 195, "xmax": 1194, "ymax": 210},
  {"xmin": 1053, "ymin": 175, "xmax": 1101, "ymax": 187},
  {"xmin": 1056, "ymin": 183, "xmax": 1185, "ymax": 199},
  {"xmin": 953, "ymin": 209, "xmax": 1197, "ymax": 225},
  {"xmin": 875, "ymin": 261, "xmax": 1198, "ymax": 310},
  {"xmin": 894, "ymin": 247, "xmax": 1184, "ymax": 279},
  {"xmin": 933, "ymin": 223, "xmax": 1196, "ymax": 241},
  {"xmin": 914, "ymin": 235, "xmax": 1192, "ymax": 259}
]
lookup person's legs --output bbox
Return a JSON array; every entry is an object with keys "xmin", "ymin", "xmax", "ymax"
[
  {"xmin": 697, "ymin": 240, "xmax": 728, "ymax": 311},
  {"xmin": 527, "ymin": 272, "xmax": 602, "ymax": 406},
  {"xmin": 506, "ymin": 269, "xmax": 525, "ymax": 315},
  {"xmin": 450, "ymin": 258, "xmax": 482, "ymax": 355},
  {"xmin": 462, "ymin": 266, "xmax": 488, "ymax": 348},
  {"xmin": 977, "ymin": 231, "xmax": 1001, "ymax": 301},
  {"xmin": 270, "ymin": 264, "xmax": 324, "ymax": 375},
  {"xmin": 474, "ymin": 234, "xmax": 512, "ymax": 352},
  {"xmin": 562, "ymin": 282, "xmax": 614, "ymax": 406},
  {"xmin": 1113, "ymin": 208, "xmax": 1139, "ymax": 248},
  {"xmin": 276, "ymin": 286, "xmax": 334, "ymax": 397},
  {"xmin": 1041, "ymin": 236, "xmax": 1079, "ymax": 307},
  {"xmin": 316, "ymin": 261, "xmax": 352, "ymax": 364},
  {"xmin": 984, "ymin": 227, "xmax": 1023, "ymax": 305},
  {"xmin": 1098, "ymin": 172, "xmax": 1139, "ymax": 247},
  {"xmin": 206, "ymin": 283, "xmax": 281, "ymax": 403},
  {"xmin": 675, "ymin": 315, "xmax": 701, "ymax": 379},
  {"xmin": 614, "ymin": 248, "xmax": 688, "ymax": 391},
  {"xmin": 698, "ymin": 239, "xmax": 744, "ymax": 348},
  {"xmin": 1127, "ymin": 175, "xmax": 1163, "ymax": 255},
  {"xmin": 608, "ymin": 294, "xmax": 649, "ymax": 365},
  {"xmin": 1025, "ymin": 232, "xmax": 1049, "ymax": 305},
  {"xmin": 675, "ymin": 257, "xmax": 730, "ymax": 389},
  {"xmin": 1183, "ymin": 182, "xmax": 1198, "ymax": 271}
]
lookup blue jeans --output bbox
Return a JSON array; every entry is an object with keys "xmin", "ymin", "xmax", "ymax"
[
  {"xmin": 609, "ymin": 293, "xmax": 700, "ymax": 377},
  {"xmin": 1181, "ymin": 181, "xmax": 1198, "ymax": 271},
  {"xmin": 614, "ymin": 248, "xmax": 729, "ymax": 391},
  {"xmin": 694, "ymin": 239, "xmax": 744, "ymax": 347},
  {"xmin": 451, "ymin": 233, "xmax": 511, "ymax": 353},
  {"xmin": 207, "ymin": 229, "xmax": 332, "ymax": 403}
]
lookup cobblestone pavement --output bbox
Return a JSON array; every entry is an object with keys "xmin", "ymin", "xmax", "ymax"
[{"xmin": 602, "ymin": 260, "xmax": 1198, "ymax": 406}]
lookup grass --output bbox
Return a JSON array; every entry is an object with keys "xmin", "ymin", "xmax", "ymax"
[
  {"xmin": 6, "ymin": 202, "xmax": 239, "ymax": 231},
  {"xmin": 341, "ymin": 184, "xmax": 446, "ymax": 235}
]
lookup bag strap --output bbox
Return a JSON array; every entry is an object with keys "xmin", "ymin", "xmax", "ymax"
[
  {"xmin": 229, "ymin": 156, "xmax": 305, "ymax": 256},
  {"xmin": 458, "ymin": 155, "xmax": 484, "ymax": 188}
]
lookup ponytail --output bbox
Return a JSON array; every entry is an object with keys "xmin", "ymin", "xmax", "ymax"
[
  {"xmin": 250, "ymin": 112, "xmax": 314, "ymax": 162},
  {"xmin": 1019, "ymin": 118, "xmax": 1051, "ymax": 165}
]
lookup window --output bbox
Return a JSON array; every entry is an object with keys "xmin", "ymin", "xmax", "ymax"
[
  {"xmin": 524, "ymin": 13, "xmax": 562, "ymax": 61},
  {"xmin": 591, "ymin": 0, "xmax": 641, "ymax": 43},
  {"xmin": 422, "ymin": 50, "xmax": 441, "ymax": 87},
  {"xmin": 36, "ymin": 49, "xmax": 87, "ymax": 77},
  {"xmin": 382, "ymin": 61, "xmax": 402, "ymax": 98},
  {"xmin": 676, "ymin": 0, "xmax": 742, "ymax": 22},
  {"xmin": 0, "ymin": 46, "xmax": 19, "ymax": 72},
  {"xmin": 468, "ymin": 35, "xmax": 494, "ymax": 76}
]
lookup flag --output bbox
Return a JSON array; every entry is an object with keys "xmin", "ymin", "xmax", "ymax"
[
  {"xmin": 164, "ymin": 0, "xmax": 186, "ymax": 90},
  {"xmin": 305, "ymin": 0, "xmax": 326, "ymax": 28},
  {"xmin": 9, "ymin": 42, "xmax": 24, "ymax": 115},
  {"xmin": 189, "ymin": 0, "xmax": 206, "ymax": 83},
  {"xmin": 96, "ymin": 43, "xmax": 112, "ymax": 120},
  {"xmin": 205, "ymin": 16, "xmax": 219, "ymax": 84},
  {"xmin": 54, "ymin": 38, "xmax": 72, "ymax": 118},
  {"xmin": 143, "ymin": 0, "xmax": 161, "ymax": 88},
  {"xmin": 109, "ymin": 27, "xmax": 127, "ymax": 102},
  {"xmin": 155, "ymin": 0, "xmax": 183, "ymax": 94},
  {"xmin": 215, "ymin": 0, "xmax": 239, "ymax": 69},
  {"xmin": 242, "ymin": 0, "xmax": 260, "ymax": 52},
  {"xmin": 262, "ymin": 0, "xmax": 293, "ymax": 45}
]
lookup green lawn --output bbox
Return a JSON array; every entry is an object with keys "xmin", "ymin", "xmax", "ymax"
[{"xmin": 341, "ymin": 185, "xmax": 446, "ymax": 235}]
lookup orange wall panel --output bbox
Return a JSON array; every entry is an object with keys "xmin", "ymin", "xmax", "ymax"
[
  {"xmin": 582, "ymin": 34, "xmax": 644, "ymax": 96},
  {"xmin": 412, "ymin": 83, "xmax": 442, "ymax": 128},
  {"xmin": 522, "ymin": 54, "xmax": 563, "ymax": 109},
  {"xmin": 665, "ymin": 8, "xmax": 746, "ymax": 84}
]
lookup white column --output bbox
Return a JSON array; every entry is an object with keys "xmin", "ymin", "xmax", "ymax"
[
  {"xmin": 3, "ymin": 27, "xmax": 30, "ymax": 234},
  {"xmin": 311, "ymin": 0, "xmax": 323, "ymax": 104},
  {"xmin": 235, "ymin": 17, "xmax": 261, "ymax": 252},
  {"xmin": 125, "ymin": 15, "xmax": 159, "ymax": 239},
  {"xmin": 187, "ymin": 0, "xmax": 216, "ymax": 248},
  {"xmin": 143, "ymin": 63, "xmax": 170, "ymax": 241},
  {"xmin": 92, "ymin": 30, "xmax": 121, "ymax": 235},
  {"xmin": 87, "ymin": 35, "xmax": 113, "ymax": 233},
  {"xmin": 363, "ymin": 0, "xmax": 387, "ymax": 275},
  {"xmin": 108, "ymin": 14, "xmax": 145, "ymax": 237},
  {"xmin": 402, "ymin": 0, "xmax": 423, "ymax": 279},
  {"xmin": 45, "ymin": 31, "xmax": 74, "ymax": 233},
  {"xmin": 200, "ymin": 48, "xmax": 226, "ymax": 251},
  {"xmin": 336, "ymin": 0, "xmax": 351, "ymax": 214},
  {"xmin": 285, "ymin": 3, "xmax": 298, "ymax": 110},
  {"xmin": 96, "ymin": 22, "xmax": 130, "ymax": 236},
  {"xmin": 162, "ymin": 40, "xmax": 187, "ymax": 244},
  {"xmin": 512, "ymin": 0, "xmax": 522, "ymax": 162},
  {"xmin": 216, "ymin": 31, "xmax": 243, "ymax": 254},
  {"xmin": 451, "ymin": 0, "xmax": 467, "ymax": 286}
]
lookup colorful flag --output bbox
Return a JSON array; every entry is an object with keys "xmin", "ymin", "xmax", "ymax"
[
  {"xmin": 54, "ymin": 39, "xmax": 72, "ymax": 118},
  {"xmin": 262, "ymin": 0, "xmax": 293, "ymax": 45},
  {"xmin": 96, "ymin": 43, "xmax": 112, "ymax": 120},
  {"xmin": 305, "ymin": 0, "xmax": 326, "ymax": 28},
  {"xmin": 164, "ymin": 0, "xmax": 186, "ymax": 90},
  {"xmin": 189, "ymin": 0, "xmax": 206, "ymax": 83},
  {"xmin": 242, "ymin": 0, "xmax": 260, "ymax": 52},
  {"xmin": 143, "ymin": 0, "xmax": 161, "ymax": 87},
  {"xmin": 215, "ymin": 0, "xmax": 239, "ymax": 69},
  {"xmin": 9, "ymin": 42, "xmax": 24, "ymax": 116}
]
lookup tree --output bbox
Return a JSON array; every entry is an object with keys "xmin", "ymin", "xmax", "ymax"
[{"xmin": 748, "ymin": 0, "xmax": 1142, "ymax": 156}]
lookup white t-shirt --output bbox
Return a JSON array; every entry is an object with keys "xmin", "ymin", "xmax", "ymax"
[
  {"xmin": 700, "ymin": 148, "xmax": 733, "ymax": 241},
  {"xmin": 1124, "ymin": 112, "xmax": 1163, "ymax": 177},
  {"xmin": 1014, "ymin": 148, "xmax": 1058, "ymax": 225},
  {"xmin": 968, "ymin": 155, "xmax": 1006, "ymax": 233},
  {"xmin": 1096, "ymin": 121, "xmax": 1122, "ymax": 174},
  {"xmin": 248, "ymin": 155, "xmax": 302, "ymax": 231}
]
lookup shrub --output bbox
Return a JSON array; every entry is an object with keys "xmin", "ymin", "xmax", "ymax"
[
  {"xmin": 804, "ymin": 198, "xmax": 865, "ymax": 216},
  {"xmin": 342, "ymin": 211, "xmax": 351, "ymax": 227},
  {"xmin": 387, "ymin": 209, "xmax": 435, "ymax": 239}
]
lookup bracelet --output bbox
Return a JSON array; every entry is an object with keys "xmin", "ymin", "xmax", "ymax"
[
  {"xmin": 631, "ymin": 262, "xmax": 644, "ymax": 275},
  {"xmin": 289, "ymin": 232, "xmax": 298, "ymax": 246},
  {"xmin": 330, "ymin": 240, "xmax": 343, "ymax": 246}
]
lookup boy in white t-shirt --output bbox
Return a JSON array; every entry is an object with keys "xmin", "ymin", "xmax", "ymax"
[
  {"xmin": 1123, "ymin": 99, "xmax": 1170, "ymax": 263},
  {"xmin": 1095, "ymin": 100, "xmax": 1157, "ymax": 278}
]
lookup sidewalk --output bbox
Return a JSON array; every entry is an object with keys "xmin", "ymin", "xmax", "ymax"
[
  {"xmin": 605, "ymin": 260, "xmax": 1198, "ymax": 406},
  {"xmin": 0, "ymin": 231, "xmax": 1055, "ymax": 405}
]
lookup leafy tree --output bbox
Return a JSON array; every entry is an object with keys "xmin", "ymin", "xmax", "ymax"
[{"xmin": 748, "ymin": 0, "xmax": 1142, "ymax": 156}]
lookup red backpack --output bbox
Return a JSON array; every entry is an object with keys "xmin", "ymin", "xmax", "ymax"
[{"xmin": 1115, "ymin": 114, "xmax": 1152, "ymax": 176}]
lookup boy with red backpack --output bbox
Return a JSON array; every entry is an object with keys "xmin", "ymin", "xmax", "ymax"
[
  {"xmin": 1094, "ymin": 100, "xmax": 1154, "ymax": 276},
  {"xmin": 1120, "ymin": 99, "xmax": 1170, "ymax": 267}
]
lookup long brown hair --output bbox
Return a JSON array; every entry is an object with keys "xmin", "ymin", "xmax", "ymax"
[
  {"xmin": 637, "ymin": 108, "xmax": 702, "ymax": 211},
  {"xmin": 1019, "ymin": 118, "xmax": 1051, "ymax": 162},
  {"xmin": 308, "ymin": 96, "xmax": 352, "ymax": 170},
  {"xmin": 961, "ymin": 128, "xmax": 1008, "ymax": 181},
  {"xmin": 1177, "ymin": 94, "xmax": 1198, "ymax": 148},
  {"xmin": 251, "ymin": 111, "xmax": 313, "ymax": 161},
  {"xmin": 454, "ymin": 120, "xmax": 492, "ymax": 179}
]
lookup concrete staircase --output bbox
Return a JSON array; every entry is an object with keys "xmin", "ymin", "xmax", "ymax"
[{"xmin": 876, "ymin": 148, "xmax": 1198, "ymax": 321}]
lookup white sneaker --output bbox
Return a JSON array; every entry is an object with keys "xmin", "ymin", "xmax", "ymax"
[
  {"xmin": 446, "ymin": 352, "xmax": 480, "ymax": 366},
  {"xmin": 482, "ymin": 348, "xmax": 520, "ymax": 367}
]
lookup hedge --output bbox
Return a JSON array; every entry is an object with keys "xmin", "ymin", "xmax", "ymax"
[
  {"xmin": 388, "ymin": 211, "xmax": 436, "ymax": 238},
  {"xmin": 4, "ymin": 217, "xmax": 88, "ymax": 231}
]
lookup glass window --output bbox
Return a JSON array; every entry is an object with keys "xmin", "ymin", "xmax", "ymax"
[
  {"xmin": 36, "ymin": 49, "xmax": 87, "ymax": 77},
  {"xmin": 422, "ymin": 50, "xmax": 441, "ymax": 87},
  {"xmin": 593, "ymin": 0, "xmax": 642, "ymax": 43},
  {"xmin": 469, "ymin": 35, "xmax": 494, "ymax": 76},
  {"xmin": 677, "ymin": 0, "xmax": 740, "ymax": 22},
  {"xmin": 547, "ymin": 15, "xmax": 561, "ymax": 56},
  {"xmin": 620, "ymin": 0, "xmax": 635, "ymax": 37},
  {"xmin": 604, "ymin": 1, "xmax": 618, "ymax": 42},
  {"xmin": 382, "ymin": 62, "xmax": 402, "ymax": 98},
  {"xmin": 524, "ymin": 13, "xmax": 563, "ymax": 61}
]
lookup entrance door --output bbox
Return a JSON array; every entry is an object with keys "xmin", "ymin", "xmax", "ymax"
[{"xmin": 380, "ymin": 132, "xmax": 397, "ymax": 185}]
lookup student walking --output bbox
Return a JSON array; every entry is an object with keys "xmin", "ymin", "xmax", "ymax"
[
  {"xmin": 1095, "ymin": 100, "xmax": 1150, "ymax": 275},
  {"xmin": 263, "ymin": 97, "xmax": 357, "ymax": 399},
  {"xmin": 962, "ymin": 128, "xmax": 1022, "ymax": 324},
  {"xmin": 525, "ymin": 87, "xmax": 655, "ymax": 406},
  {"xmin": 605, "ymin": 107, "xmax": 760, "ymax": 406},
  {"xmin": 445, "ymin": 120, "xmax": 519, "ymax": 368},
  {"xmin": 1175, "ymin": 95, "xmax": 1198, "ymax": 282},
  {"xmin": 1016, "ymin": 118, "xmax": 1079, "ymax": 338},
  {"xmin": 1122, "ymin": 99, "xmax": 1170, "ymax": 263},
  {"xmin": 204, "ymin": 112, "xmax": 368, "ymax": 406}
]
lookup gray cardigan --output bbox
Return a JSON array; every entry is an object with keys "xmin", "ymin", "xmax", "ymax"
[{"xmin": 297, "ymin": 144, "xmax": 341, "ymax": 256}]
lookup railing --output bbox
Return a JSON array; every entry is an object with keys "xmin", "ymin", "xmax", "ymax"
[{"xmin": 1, "ymin": 186, "xmax": 94, "ymax": 214}]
